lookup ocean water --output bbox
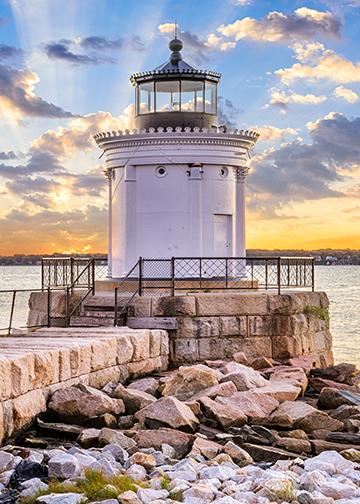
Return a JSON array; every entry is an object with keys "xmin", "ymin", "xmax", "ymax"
[{"xmin": 0, "ymin": 265, "xmax": 359, "ymax": 366}]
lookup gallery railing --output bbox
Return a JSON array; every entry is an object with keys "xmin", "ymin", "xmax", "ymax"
[
  {"xmin": 138, "ymin": 256, "xmax": 315, "ymax": 296},
  {"xmin": 41, "ymin": 256, "xmax": 107, "ymax": 290}
]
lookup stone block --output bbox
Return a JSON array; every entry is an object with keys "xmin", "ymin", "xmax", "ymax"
[
  {"xmin": 89, "ymin": 366, "xmax": 125, "ymax": 388},
  {"xmin": 116, "ymin": 335, "xmax": 134, "ymax": 364},
  {"xmin": 171, "ymin": 339, "xmax": 198, "ymax": 365},
  {"xmin": 198, "ymin": 338, "xmax": 225, "ymax": 361},
  {"xmin": 59, "ymin": 348, "xmax": 72, "ymax": 381},
  {"xmin": 314, "ymin": 330, "xmax": 332, "ymax": 352},
  {"xmin": 130, "ymin": 297, "xmax": 152, "ymax": 317},
  {"xmin": 0, "ymin": 358, "xmax": 12, "ymax": 401},
  {"xmin": 160, "ymin": 332, "xmax": 169, "ymax": 355},
  {"xmin": 223, "ymin": 337, "xmax": 272, "ymax": 360},
  {"xmin": 10, "ymin": 354, "xmax": 36, "ymax": 398},
  {"xmin": 69, "ymin": 345, "xmax": 91, "ymax": 377},
  {"xmin": 149, "ymin": 330, "xmax": 162, "ymax": 357},
  {"xmin": 219, "ymin": 316, "xmax": 247, "ymax": 337},
  {"xmin": 27, "ymin": 309, "xmax": 48, "ymax": 328},
  {"xmin": 248, "ymin": 316, "xmax": 272, "ymax": 337},
  {"xmin": 195, "ymin": 293, "xmax": 268, "ymax": 316},
  {"xmin": 33, "ymin": 350, "xmax": 60, "ymax": 388},
  {"xmin": 91, "ymin": 339, "xmax": 117, "ymax": 371},
  {"xmin": 272, "ymin": 336, "xmax": 303, "ymax": 360},
  {"xmin": 176, "ymin": 318, "xmax": 197, "ymax": 339},
  {"xmin": 130, "ymin": 331, "xmax": 150, "ymax": 361},
  {"xmin": 127, "ymin": 356, "xmax": 164, "ymax": 378},
  {"xmin": 152, "ymin": 296, "xmax": 196, "ymax": 317},
  {"xmin": 0, "ymin": 404, "xmax": 3, "ymax": 446},
  {"xmin": 2, "ymin": 400, "xmax": 13, "ymax": 440},
  {"xmin": 12, "ymin": 389, "xmax": 46, "ymax": 433}
]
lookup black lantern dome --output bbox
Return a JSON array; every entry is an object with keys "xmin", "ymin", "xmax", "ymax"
[{"xmin": 130, "ymin": 37, "xmax": 221, "ymax": 130}]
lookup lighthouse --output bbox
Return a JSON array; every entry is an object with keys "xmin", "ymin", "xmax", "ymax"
[{"xmin": 94, "ymin": 36, "xmax": 259, "ymax": 278}]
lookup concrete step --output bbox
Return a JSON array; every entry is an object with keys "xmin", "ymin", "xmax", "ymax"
[{"xmin": 82, "ymin": 310, "xmax": 115, "ymax": 318}]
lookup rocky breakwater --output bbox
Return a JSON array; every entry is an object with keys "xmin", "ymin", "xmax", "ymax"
[{"xmin": 1, "ymin": 355, "xmax": 360, "ymax": 502}]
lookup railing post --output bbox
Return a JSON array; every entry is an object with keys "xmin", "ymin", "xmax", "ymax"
[
  {"xmin": 114, "ymin": 287, "xmax": 118, "ymax": 327},
  {"xmin": 171, "ymin": 257, "xmax": 175, "ymax": 297},
  {"xmin": 41, "ymin": 259, "xmax": 44, "ymax": 291},
  {"xmin": 47, "ymin": 287, "xmax": 51, "ymax": 327},
  {"xmin": 251, "ymin": 259, "xmax": 254, "ymax": 288},
  {"xmin": 138, "ymin": 257, "xmax": 143, "ymax": 296},
  {"xmin": 91, "ymin": 258, "xmax": 95, "ymax": 295},
  {"xmin": 199, "ymin": 258, "xmax": 202, "ymax": 290},
  {"xmin": 312, "ymin": 258, "xmax": 315, "ymax": 292},
  {"xmin": 287, "ymin": 259, "xmax": 290, "ymax": 287},
  {"xmin": 8, "ymin": 290, "xmax": 16, "ymax": 335},
  {"xmin": 277, "ymin": 257, "xmax": 281, "ymax": 295},
  {"xmin": 265, "ymin": 259, "xmax": 268, "ymax": 290},
  {"xmin": 70, "ymin": 257, "xmax": 74, "ymax": 291},
  {"xmin": 65, "ymin": 287, "xmax": 70, "ymax": 327},
  {"xmin": 225, "ymin": 258, "xmax": 228, "ymax": 289}
]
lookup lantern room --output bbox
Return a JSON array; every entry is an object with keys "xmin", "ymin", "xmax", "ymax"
[{"xmin": 130, "ymin": 37, "xmax": 221, "ymax": 130}]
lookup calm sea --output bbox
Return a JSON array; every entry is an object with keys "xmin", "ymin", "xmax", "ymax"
[{"xmin": 0, "ymin": 265, "xmax": 359, "ymax": 366}]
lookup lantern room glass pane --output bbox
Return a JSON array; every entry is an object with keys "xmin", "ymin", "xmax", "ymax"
[
  {"xmin": 138, "ymin": 82, "xmax": 154, "ymax": 114},
  {"xmin": 155, "ymin": 80, "xmax": 180, "ymax": 112},
  {"xmin": 181, "ymin": 80, "xmax": 204, "ymax": 112},
  {"xmin": 205, "ymin": 81, "xmax": 217, "ymax": 114}
]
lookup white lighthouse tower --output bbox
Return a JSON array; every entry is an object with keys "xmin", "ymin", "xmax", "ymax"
[{"xmin": 94, "ymin": 36, "xmax": 259, "ymax": 278}]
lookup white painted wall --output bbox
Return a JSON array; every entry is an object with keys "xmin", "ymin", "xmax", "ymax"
[{"xmin": 96, "ymin": 130, "xmax": 256, "ymax": 277}]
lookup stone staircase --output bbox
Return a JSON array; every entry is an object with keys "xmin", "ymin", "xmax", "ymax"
[{"xmin": 70, "ymin": 293, "xmax": 131, "ymax": 327}]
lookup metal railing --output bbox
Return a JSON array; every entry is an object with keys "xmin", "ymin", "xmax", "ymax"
[
  {"xmin": 138, "ymin": 256, "xmax": 314, "ymax": 296},
  {"xmin": 41, "ymin": 256, "xmax": 107, "ymax": 289},
  {"xmin": 114, "ymin": 260, "xmax": 141, "ymax": 326},
  {"xmin": 64, "ymin": 258, "xmax": 95, "ymax": 326}
]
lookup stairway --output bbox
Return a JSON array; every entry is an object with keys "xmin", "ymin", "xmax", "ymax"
[{"xmin": 69, "ymin": 293, "xmax": 130, "ymax": 327}]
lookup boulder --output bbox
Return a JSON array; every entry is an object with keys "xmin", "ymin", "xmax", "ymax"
[
  {"xmin": 162, "ymin": 365, "xmax": 220, "ymax": 400},
  {"xmin": 112, "ymin": 384, "xmax": 156, "ymax": 414},
  {"xmin": 310, "ymin": 377, "xmax": 353, "ymax": 393},
  {"xmin": 200, "ymin": 396, "xmax": 247, "ymax": 430},
  {"xmin": 98, "ymin": 428, "xmax": 137, "ymax": 451},
  {"xmin": 223, "ymin": 441, "xmax": 254, "ymax": 466},
  {"xmin": 311, "ymin": 439, "xmax": 360, "ymax": 454},
  {"xmin": 77, "ymin": 428, "xmax": 100, "ymax": 448},
  {"xmin": 127, "ymin": 377, "xmax": 159, "ymax": 396},
  {"xmin": 220, "ymin": 363, "xmax": 268, "ymax": 391},
  {"xmin": 190, "ymin": 437, "xmax": 223, "ymax": 459},
  {"xmin": 135, "ymin": 396, "xmax": 199, "ymax": 432},
  {"xmin": 304, "ymin": 450, "xmax": 355, "ymax": 473},
  {"xmin": 118, "ymin": 491, "xmax": 141, "ymax": 504},
  {"xmin": 242, "ymin": 443, "xmax": 303, "ymax": 462},
  {"xmin": 84, "ymin": 414, "xmax": 117, "ymax": 429},
  {"xmin": 269, "ymin": 401, "xmax": 344, "ymax": 432},
  {"xmin": 128, "ymin": 452, "xmax": 156, "ymax": 470},
  {"xmin": 48, "ymin": 384, "xmax": 125, "ymax": 422},
  {"xmin": 318, "ymin": 387, "xmax": 354, "ymax": 409},
  {"xmin": 274, "ymin": 437, "xmax": 312, "ymax": 454},
  {"xmin": 216, "ymin": 391, "xmax": 279, "ymax": 423},
  {"xmin": 269, "ymin": 366, "xmax": 308, "ymax": 394},
  {"xmin": 48, "ymin": 453, "xmax": 80, "ymax": 479},
  {"xmin": 250, "ymin": 382, "xmax": 302, "ymax": 402},
  {"xmin": 132, "ymin": 429, "xmax": 194, "ymax": 457},
  {"xmin": 233, "ymin": 352, "xmax": 250, "ymax": 366},
  {"xmin": 251, "ymin": 357, "xmax": 274, "ymax": 370},
  {"xmin": 187, "ymin": 381, "xmax": 237, "ymax": 401},
  {"xmin": 37, "ymin": 494, "xmax": 85, "ymax": 504}
]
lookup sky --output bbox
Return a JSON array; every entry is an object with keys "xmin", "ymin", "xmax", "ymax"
[{"xmin": 0, "ymin": 0, "xmax": 359, "ymax": 255}]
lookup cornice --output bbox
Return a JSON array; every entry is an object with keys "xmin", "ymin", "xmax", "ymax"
[{"xmin": 94, "ymin": 126, "xmax": 260, "ymax": 151}]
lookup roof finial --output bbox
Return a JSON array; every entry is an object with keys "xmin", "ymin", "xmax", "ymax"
[{"xmin": 169, "ymin": 22, "xmax": 183, "ymax": 63}]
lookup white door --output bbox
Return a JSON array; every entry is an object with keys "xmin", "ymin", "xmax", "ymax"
[{"xmin": 213, "ymin": 214, "xmax": 232, "ymax": 257}]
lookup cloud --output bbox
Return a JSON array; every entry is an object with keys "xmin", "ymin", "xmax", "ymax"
[
  {"xmin": 248, "ymin": 112, "xmax": 360, "ymax": 211},
  {"xmin": 217, "ymin": 7, "xmax": 341, "ymax": 44},
  {"xmin": 0, "ymin": 151, "xmax": 17, "ymax": 160},
  {"xmin": 275, "ymin": 43, "xmax": 360, "ymax": 85},
  {"xmin": 158, "ymin": 24, "xmax": 210, "ymax": 63},
  {"xmin": 217, "ymin": 97, "xmax": 241, "ymax": 127},
  {"xmin": 0, "ymin": 204, "xmax": 107, "ymax": 254},
  {"xmin": 44, "ymin": 41, "xmax": 115, "ymax": 66},
  {"xmin": 0, "ymin": 63, "xmax": 76, "ymax": 121},
  {"xmin": 44, "ymin": 36, "xmax": 147, "ymax": 66},
  {"xmin": 0, "ymin": 44, "xmax": 23, "ymax": 60},
  {"xmin": 252, "ymin": 125, "xmax": 298, "ymax": 141},
  {"xmin": 267, "ymin": 87, "xmax": 327, "ymax": 112},
  {"xmin": 234, "ymin": 0, "xmax": 252, "ymax": 4},
  {"xmin": 333, "ymin": 85, "xmax": 359, "ymax": 103}
]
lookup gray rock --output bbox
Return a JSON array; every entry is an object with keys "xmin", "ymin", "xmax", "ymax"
[
  {"xmin": 0, "ymin": 451, "xmax": 15, "ymax": 472},
  {"xmin": 102, "ymin": 443, "xmax": 129, "ymax": 464},
  {"xmin": 36, "ymin": 493, "xmax": 86, "ymax": 504},
  {"xmin": 48, "ymin": 453, "xmax": 80, "ymax": 479},
  {"xmin": 137, "ymin": 488, "xmax": 169, "ymax": 503},
  {"xmin": 126, "ymin": 463, "xmax": 147, "ymax": 481},
  {"xmin": 199, "ymin": 464, "xmax": 237, "ymax": 481},
  {"xmin": 118, "ymin": 490, "xmax": 141, "ymax": 504},
  {"xmin": 20, "ymin": 478, "xmax": 49, "ymax": 497}
]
